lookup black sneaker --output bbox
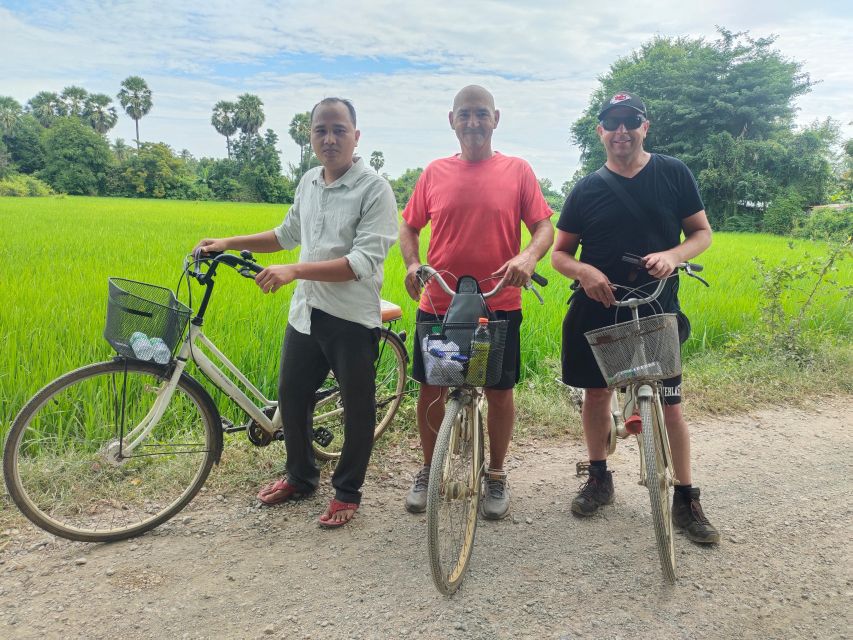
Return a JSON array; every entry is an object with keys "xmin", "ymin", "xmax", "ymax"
[
  {"xmin": 571, "ymin": 467, "xmax": 614, "ymax": 516},
  {"xmin": 672, "ymin": 487, "xmax": 720, "ymax": 544}
]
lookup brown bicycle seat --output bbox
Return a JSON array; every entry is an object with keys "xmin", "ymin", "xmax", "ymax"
[{"xmin": 380, "ymin": 299, "xmax": 402, "ymax": 323}]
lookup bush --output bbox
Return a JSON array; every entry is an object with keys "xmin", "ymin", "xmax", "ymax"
[
  {"xmin": 763, "ymin": 190, "xmax": 805, "ymax": 235},
  {"xmin": 794, "ymin": 205, "xmax": 853, "ymax": 241},
  {"xmin": 0, "ymin": 173, "xmax": 54, "ymax": 196}
]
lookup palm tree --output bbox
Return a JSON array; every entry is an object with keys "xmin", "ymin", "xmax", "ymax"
[
  {"xmin": 211, "ymin": 100, "xmax": 238, "ymax": 159},
  {"xmin": 0, "ymin": 96, "xmax": 22, "ymax": 134},
  {"xmin": 288, "ymin": 111, "xmax": 311, "ymax": 175},
  {"xmin": 26, "ymin": 91, "xmax": 63, "ymax": 127},
  {"xmin": 234, "ymin": 93, "xmax": 264, "ymax": 135},
  {"xmin": 85, "ymin": 93, "xmax": 118, "ymax": 134},
  {"xmin": 60, "ymin": 86, "xmax": 89, "ymax": 118},
  {"xmin": 117, "ymin": 76, "xmax": 153, "ymax": 149},
  {"xmin": 112, "ymin": 138, "xmax": 132, "ymax": 163},
  {"xmin": 370, "ymin": 150, "xmax": 385, "ymax": 173}
]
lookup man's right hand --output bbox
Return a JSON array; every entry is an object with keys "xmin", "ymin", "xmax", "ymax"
[
  {"xmin": 578, "ymin": 264, "xmax": 617, "ymax": 307},
  {"xmin": 404, "ymin": 263, "xmax": 423, "ymax": 301},
  {"xmin": 192, "ymin": 238, "xmax": 230, "ymax": 257}
]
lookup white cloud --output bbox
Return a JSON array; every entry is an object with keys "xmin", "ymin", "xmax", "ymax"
[{"xmin": 1, "ymin": 1, "xmax": 851, "ymax": 185}]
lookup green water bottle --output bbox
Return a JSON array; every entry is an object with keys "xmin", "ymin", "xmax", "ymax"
[{"xmin": 465, "ymin": 318, "xmax": 490, "ymax": 386}]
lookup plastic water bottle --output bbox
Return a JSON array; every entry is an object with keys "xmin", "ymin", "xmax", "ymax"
[
  {"xmin": 465, "ymin": 318, "xmax": 491, "ymax": 386},
  {"xmin": 149, "ymin": 337, "xmax": 171, "ymax": 364},
  {"xmin": 129, "ymin": 331, "xmax": 154, "ymax": 361}
]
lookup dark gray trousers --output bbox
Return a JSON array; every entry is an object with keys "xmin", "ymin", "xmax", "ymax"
[{"xmin": 279, "ymin": 309, "xmax": 378, "ymax": 504}]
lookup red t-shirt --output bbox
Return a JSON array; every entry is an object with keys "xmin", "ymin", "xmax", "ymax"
[{"xmin": 403, "ymin": 152, "xmax": 553, "ymax": 314}]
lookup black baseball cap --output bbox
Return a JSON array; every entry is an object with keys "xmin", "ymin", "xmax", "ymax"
[{"xmin": 597, "ymin": 92, "xmax": 647, "ymax": 120}]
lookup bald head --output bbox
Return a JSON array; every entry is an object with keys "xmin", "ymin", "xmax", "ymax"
[{"xmin": 452, "ymin": 85, "xmax": 495, "ymax": 112}]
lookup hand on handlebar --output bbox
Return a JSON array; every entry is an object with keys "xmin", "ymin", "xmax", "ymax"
[
  {"xmin": 255, "ymin": 264, "xmax": 297, "ymax": 294},
  {"xmin": 192, "ymin": 238, "xmax": 229, "ymax": 258},
  {"xmin": 578, "ymin": 264, "xmax": 617, "ymax": 308},
  {"xmin": 404, "ymin": 264, "xmax": 424, "ymax": 301},
  {"xmin": 492, "ymin": 254, "xmax": 537, "ymax": 289},
  {"xmin": 642, "ymin": 250, "xmax": 680, "ymax": 280}
]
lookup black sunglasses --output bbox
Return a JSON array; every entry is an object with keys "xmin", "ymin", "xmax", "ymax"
[{"xmin": 600, "ymin": 114, "xmax": 646, "ymax": 131}]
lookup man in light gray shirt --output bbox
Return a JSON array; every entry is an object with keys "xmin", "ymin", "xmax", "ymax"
[{"xmin": 194, "ymin": 97, "xmax": 398, "ymax": 528}]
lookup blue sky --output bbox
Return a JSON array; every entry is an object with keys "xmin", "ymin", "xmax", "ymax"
[{"xmin": 2, "ymin": 0, "xmax": 851, "ymax": 186}]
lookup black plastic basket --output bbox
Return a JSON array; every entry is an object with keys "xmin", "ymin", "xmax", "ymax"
[
  {"xmin": 104, "ymin": 278, "xmax": 191, "ymax": 360},
  {"xmin": 416, "ymin": 320, "xmax": 508, "ymax": 387}
]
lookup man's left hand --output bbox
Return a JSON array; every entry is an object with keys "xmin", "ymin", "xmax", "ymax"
[
  {"xmin": 642, "ymin": 250, "xmax": 679, "ymax": 279},
  {"xmin": 492, "ymin": 254, "xmax": 536, "ymax": 288}
]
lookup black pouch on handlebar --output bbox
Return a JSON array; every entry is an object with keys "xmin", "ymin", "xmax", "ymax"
[{"xmin": 443, "ymin": 276, "xmax": 493, "ymax": 325}]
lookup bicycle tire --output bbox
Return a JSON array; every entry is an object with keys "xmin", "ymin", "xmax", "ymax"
[
  {"xmin": 426, "ymin": 397, "xmax": 482, "ymax": 595},
  {"xmin": 638, "ymin": 394, "xmax": 676, "ymax": 584},
  {"xmin": 3, "ymin": 360, "xmax": 219, "ymax": 543},
  {"xmin": 312, "ymin": 328, "xmax": 407, "ymax": 461}
]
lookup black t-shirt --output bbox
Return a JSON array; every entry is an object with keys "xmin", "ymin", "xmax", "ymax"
[{"xmin": 557, "ymin": 154, "xmax": 704, "ymax": 311}]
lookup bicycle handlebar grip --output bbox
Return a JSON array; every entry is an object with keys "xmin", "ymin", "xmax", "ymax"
[
  {"xmin": 531, "ymin": 272, "xmax": 548, "ymax": 287},
  {"xmin": 685, "ymin": 262, "xmax": 703, "ymax": 272}
]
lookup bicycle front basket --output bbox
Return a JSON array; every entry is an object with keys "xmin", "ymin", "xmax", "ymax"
[
  {"xmin": 584, "ymin": 313, "xmax": 681, "ymax": 388},
  {"xmin": 104, "ymin": 278, "xmax": 192, "ymax": 359},
  {"xmin": 416, "ymin": 320, "xmax": 508, "ymax": 387}
]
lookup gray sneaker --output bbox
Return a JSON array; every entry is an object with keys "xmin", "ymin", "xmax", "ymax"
[
  {"xmin": 480, "ymin": 469, "xmax": 510, "ymax": 520},
  {"xmin": 405, "ymin": 465, "xmax": 430, "ymax": 513}
]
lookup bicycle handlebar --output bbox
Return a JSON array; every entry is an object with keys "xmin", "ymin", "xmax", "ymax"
[
  {"xmin": 416, "ymin": 265, "xmax": 548, "ymax": 302},
  {"xmin": 610, "ymin": 254, "xmax": 709, "ymax": 308},
  {"xmin": 188, "ymin": 250, "xmax": 264, "ymax": 284}
]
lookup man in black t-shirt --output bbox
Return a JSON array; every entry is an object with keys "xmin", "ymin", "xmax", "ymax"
[{"xmin": 552, "ymin": 92, "xmax": 719, "ymax": 544}]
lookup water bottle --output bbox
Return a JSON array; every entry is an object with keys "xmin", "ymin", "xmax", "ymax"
[
  {"xmin": 129, "ymin": 331, "xmax": 154, "ymax": 361},
  {"xmin": 149, "ymin": 337, "xmax": 171, "ymax": 364},
  {"xmin": 465, "ymin": 318, "xmax": 491, "ymax": 386}
]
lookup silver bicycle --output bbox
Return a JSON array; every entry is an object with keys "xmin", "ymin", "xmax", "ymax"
[
  {"xmin": 3, "ymin": 251, "xmax": 408, "ymax": 542},
  {"xmin": 415, "ymin": 265, "xmax": 546, "ymax": 595},
  {"xmin": 569, "ymin": 256, "xmax": 707, "ymax": 583}
]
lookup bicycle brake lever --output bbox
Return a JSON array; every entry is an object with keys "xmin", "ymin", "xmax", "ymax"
[
  {"xmin": 685, "ymin": 268, "xmax": 710, "ymax": 287},
  {"xmin": 524, "ymin": 282, "xmax": 544, "ymax": 304}
]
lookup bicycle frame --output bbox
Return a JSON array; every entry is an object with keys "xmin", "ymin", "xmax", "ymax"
[{"xmin": 118, "ymin": 323, "xmax": 280, "ymax": 457}]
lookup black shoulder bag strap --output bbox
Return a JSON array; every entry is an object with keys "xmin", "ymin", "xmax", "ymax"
[{"xmin": 595, "ymin": 165, "xmax": 654, "ymax": 230}]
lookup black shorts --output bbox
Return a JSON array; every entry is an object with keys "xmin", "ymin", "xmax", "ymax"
[
  {"xmin": 412, "ymin": 309, "xmax": 522, "ymax": 390},
  {"xmin": 560, "ymin": 293, "xmax": 688, "ymax": 405}
]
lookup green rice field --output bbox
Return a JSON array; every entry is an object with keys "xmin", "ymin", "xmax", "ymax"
[{"xmin": 1, "ymin": 195, "xmax": 851, "ymax": 434}]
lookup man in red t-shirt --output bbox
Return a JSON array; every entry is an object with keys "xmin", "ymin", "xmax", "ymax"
[{"xmin": 399, "ymin": 85, "xmax": 554, "ymax": 519}]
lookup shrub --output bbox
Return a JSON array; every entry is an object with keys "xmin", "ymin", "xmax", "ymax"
[
  {"xmin": 0, "ymin": 173, "xmax": 54, "ymax": 196},
  {"xmin": 794, "ymin": 205, "xmax": 853, "ymax": 241}
]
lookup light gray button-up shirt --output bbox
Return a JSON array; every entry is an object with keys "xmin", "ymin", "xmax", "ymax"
[{"xmin": 274, "ymin": 157, "xmax": 398, "ymax": 334}]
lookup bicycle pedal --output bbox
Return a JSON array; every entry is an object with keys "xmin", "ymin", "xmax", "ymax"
[
  {"xmin": 221, "ymin": 417, "xmax": 245, "ymax": 433},
  {"xmin": 575, "ymin": 461, "xmax": 590, "ymax": 477},
  {"xmin": 313, "ymin": 426, "xmax": 334, "ymax": 447}
]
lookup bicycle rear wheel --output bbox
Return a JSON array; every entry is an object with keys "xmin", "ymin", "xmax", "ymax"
[
  {"xmin": 3, "ymin": 360, "xmax": 218, "ymax": 542},
  {"xmin": 312, "ymin": 328, "xmax": 407, "ymax": 460},
  {"xmin": 426, "ymin": 396, "xmax": 483, "ymax": 595},
  {"xmin": 638, "ymin": 394, "xmax": 676, "ymax": 583}
]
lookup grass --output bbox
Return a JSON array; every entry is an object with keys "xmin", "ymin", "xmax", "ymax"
[{"xmin": 1, "ymin": 196, "xmax": 851, "ymax": 430}]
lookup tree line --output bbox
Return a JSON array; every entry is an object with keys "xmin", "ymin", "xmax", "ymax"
[{"xmin": 1, "ymin": 28, "xmax": 851, "ymax": 237}]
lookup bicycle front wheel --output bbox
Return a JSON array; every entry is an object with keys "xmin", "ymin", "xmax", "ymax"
[
  {"xmin": 3, "ymin": 360, "xmax": 218, "ymax": 542},
  {"xmin": 638, "ymin": 394, "xmax": 676, "ymax": 583},
  {"xmin": 312, "ymin": 328, "xmax": 407, "ymax": 460},
  {"xmin": 426, "ymin": 396, "xmax": 482, "ymax": 595}
]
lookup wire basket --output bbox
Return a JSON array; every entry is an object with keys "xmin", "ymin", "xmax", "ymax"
[
  {"xmin": 416, "ymin": 320, "xmax": 508, "ymax": 387},
  {"xmin": 584, "ymin": 313, "xmax": 681, "ymax": 388},
  {"xmin": 104, "ymin": 278, "xmax": 192, "ymax": 361}
]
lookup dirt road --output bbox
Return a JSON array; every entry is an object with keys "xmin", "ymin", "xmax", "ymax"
[{"xmin": 1, "ymin": 397, "xmax": 850, "ymax": 639}]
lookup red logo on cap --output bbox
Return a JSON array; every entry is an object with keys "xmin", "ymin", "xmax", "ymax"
[{"xmin": 611, "ymin": 93, "xmax": 630, "ymax": 104}]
